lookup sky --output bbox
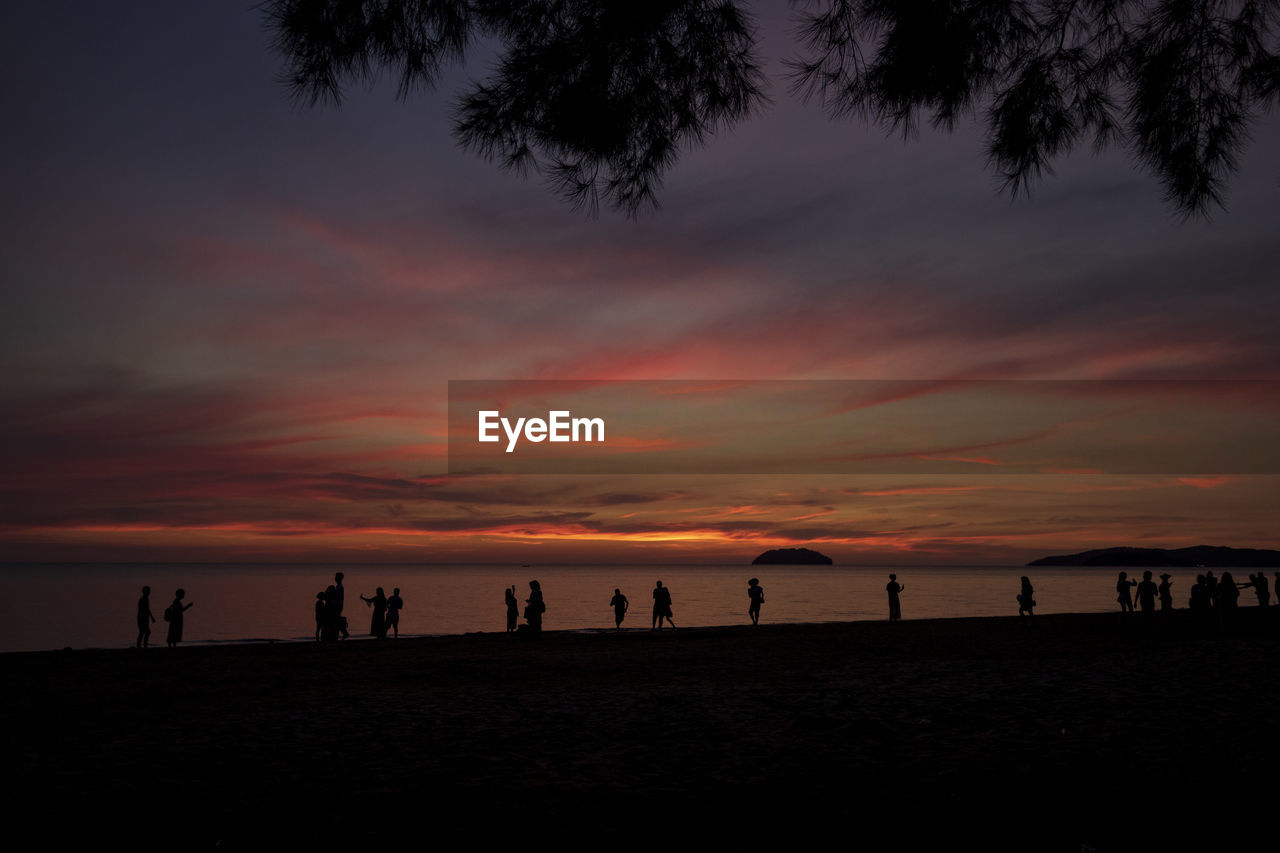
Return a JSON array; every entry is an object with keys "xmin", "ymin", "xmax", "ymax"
[{"xmin": 2, "ymin": 2, "xmax": 1278, "ymax": 566}]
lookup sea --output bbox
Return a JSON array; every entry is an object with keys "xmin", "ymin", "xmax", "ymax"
[{"xmin": 0, "ymin": 562, "xmax": 1259, "ymax": 653}]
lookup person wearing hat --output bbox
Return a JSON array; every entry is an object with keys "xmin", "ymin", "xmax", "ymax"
[{"xmin": 1158, "ymin": 573, "xmax": 1174, "ymax": 612}]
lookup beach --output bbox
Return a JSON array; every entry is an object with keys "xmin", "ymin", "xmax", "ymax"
[{"xmin": 5, "ymin": 609, "xmax": 1277, "ymax": 850}]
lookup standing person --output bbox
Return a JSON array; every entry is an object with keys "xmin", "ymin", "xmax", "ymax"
[
  {"xmin": 1116, "ymin": 571, "xmax": 1137, "ymax": 613},
  {"xmin": 165, "ymin": 589, "xmax": 194, "ymax": 648},
  {"xmin": 321, "ymin": 585, "xmax": 340, "ymax": 642},
  {"xmin": 1204, "ymin": 571, "xmax": 1219, "ymax": 609},
  {"xmin": 525, "ymin": 580, "xmax": 544, "ymax": 633},
  {"xmin": 1242, "ymin": 573, "xmax": 1270, "ymax": 607},
  {"xmin": 333, "ymin": 571, "xmax": 349, "ymax": 639},
  {"xmin": 505, "ymin": 585, "xmax": 519, "ymax": 633},
  {"xmin": 651, "ymin": 580, "xmax": 675, "ymax": 631},
  {"xmin": 136, "ymin": 585, "xmax": 156, "ymax": 648},
  {"xmin": 361, "ymin": 587, "xmax": 388, "ymax": 639},
  {"xmin": 386, "ymin": 588, "xmax": 404, "ymax": 638},
  {"xmin": 747, "ymin": 578, "xmax": 764, "ymax": 625},
  {"xmin": 609, "ymin": 588, "xmax": 629, "ymax": 631},
  {"xmin": 886, "ymin": 574, "xmax": 904, "ymax": 622},
  {"xmin": 314, "ymin": 591, "xmax": 327, "ymax": 641},
  {"xmin": 1158, "ymin": 574, "xmax": 1174, "ymax": 613},
  {"xmin": 1136, "ymin": 570, "xmax": 1159, "ymax": 630},
  {"xmin": 1189, "ymin": 575, "xmax": 1211, "ymax": 631},
  {"xmin": 1218, "ymin": 572, "xmax": 1240, "ymax": 629},
  {"xmin": 1018, "ymin": 577, "xmax": 1035, "ymax": 621}
]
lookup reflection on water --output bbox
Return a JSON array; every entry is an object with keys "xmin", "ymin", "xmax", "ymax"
[{"xmin": 0, "ymin": 562, "xmax": 1231, "ymax": 652}]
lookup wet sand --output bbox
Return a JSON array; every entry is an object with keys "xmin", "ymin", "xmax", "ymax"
[{"xmin": 4, "ymin": 609, "xmax": 1277, "ymax": 850}]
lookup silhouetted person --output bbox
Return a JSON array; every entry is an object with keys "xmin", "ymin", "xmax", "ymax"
[
  {"xmin": 747, "ymin": 577, "xmax": 764, "ymax": 625},
  {"xmin": 1158, "ymin": 573, "xmax": 1174, "ymax": 612},
  {"xmin": 1018, "ymin": 577, "xmax": 1035, "ymax": 621},
  {"xmin": 610, "ymin": 588, "xmax": 629, "ymax": 630},
  {"xmin": 651, "ymin": 580, "xmax": 675, "ymax": 630},
  {"xmin": 505, "ymin": 585, "xmax": 519, "ymax": 632},
  {"xmin": 1136, "ymin": 570, "xmax": 1158, "ymax": 631},
  {"xmin": 136, "ymin": 585, "xmax": 156, "ymax": 648},
  {"xmin": 525, "ymin": 580, "xmax": 544, "ymax": 633},
  {"xmin": 314, "ymin": 591, "xmax": 326, "ymax": 641},
  {"xmin": 1189, "ymin": 574, "xmax": 1210, "ymax": 618},
  {"xmin": 886, "ymin": 574, "xmax": 904, "ymax": 622},
  {"xmin": 165, "ymin": 589, "xmax": 193, "ymax": 648},
  {"xmin": 321, "ymin": 585, "xmax": 340, "ymax": 642},
  {"xmin": 387, "ymin": 588, "xmax": 403, "ymax": 637},
  {"xmin": 1204, "ymin": 571, "xmax": 1219, "ymax": 608},
  {"xmin": 334, "ymin": 571, "xmax": 349, "ymax": 639},
  {"xmin": 1242, "ymin": 572, "xmax": 1270, "ymax": 607},
  {"xmin": 1116, "ymin": 571, "xmax": 1137, "ymax": 613},
  {"xmin": 361, "ymin": 587, "xmax": 388, "ymax": 639},
  {"xmin": 1218, "ymin": 572, "xmax": 1240, "ymax": 628}
]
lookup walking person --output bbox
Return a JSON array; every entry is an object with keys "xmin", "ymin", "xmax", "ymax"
[
  {"xmin": 136, "ymin": 585, "xmax": 156, "ymax": 648},
  {"xmin": 651, "ymin": 581, "xmax": 675, "ymax": 631},
  {"xmin": 1018, "ymin": 576, "xmax": 1035, "ymax": 622},
  {"xmin": 165, "ymin": 588, "xmax": 194, "ymax": 648},
  {"xmin": 886, "ymin": 574, "xmax": 904, "ymax": 622},
  {"xmin": 609, "ymin": 588, "xmax": 629, "ymax": 631},
  {"xmin": 747, "ymin": 577, "xmax": 764, "ymax": 625}
]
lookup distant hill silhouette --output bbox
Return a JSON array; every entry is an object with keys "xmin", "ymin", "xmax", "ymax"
[
  {"xmin": 1028, "ymin": 545, "xmax": 1280, "ymax": 567},
  {"xmin": 752, "ymin": 547, "xmax": 833, "ymax": 565}
]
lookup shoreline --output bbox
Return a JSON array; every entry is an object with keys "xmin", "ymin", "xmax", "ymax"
[
  {"xmin": 5, "ymin": 609, "xmax": 1277, "ymax": 850},
  {"xmin": 5, "ymin": 603, "xmax": 1271, "ymax": 656}
]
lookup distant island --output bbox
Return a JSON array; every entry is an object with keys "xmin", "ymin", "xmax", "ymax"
[
  {"xmin": 1028, "ymin": 545, "xmax": 1280, "ymax": 568},
  {"xmin": 752, "ymin": 547, "xmax": 833, "ymax": 565}
]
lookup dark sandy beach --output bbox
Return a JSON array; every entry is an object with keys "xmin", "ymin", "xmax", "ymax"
[{"xmin": 4, "ymin": 609, "xmax": 1277, "ymax": 850}]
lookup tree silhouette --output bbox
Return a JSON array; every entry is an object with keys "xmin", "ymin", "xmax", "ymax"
[{"xmin": 265, "ymin": 0, "xmax": 1280, "ymax": 217}]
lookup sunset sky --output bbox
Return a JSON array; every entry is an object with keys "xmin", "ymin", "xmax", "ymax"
[{"xmin": 3, "ymin": 2, "xmax": 1278, "ymax": 565}]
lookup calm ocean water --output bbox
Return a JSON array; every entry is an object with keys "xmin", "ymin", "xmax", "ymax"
[{"xmin": 0, "ymin": 563, "xmax": 1260, "ymax": 653}]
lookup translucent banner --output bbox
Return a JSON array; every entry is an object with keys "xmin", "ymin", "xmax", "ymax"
[{"xmin": 447, "ymin": 380, "xmax": 1280, "ymax": 475}]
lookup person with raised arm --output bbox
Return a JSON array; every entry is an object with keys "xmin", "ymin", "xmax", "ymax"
[
  {"xmin": 165, "ymin": 588, "xmax": 194, "ymax": 648},
  {"xmin": 886, "ymin": 574, "xmax": 904, "ymax": 622}
]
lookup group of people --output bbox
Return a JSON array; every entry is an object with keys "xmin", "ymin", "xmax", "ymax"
[
  {"xmin": 314, "ymin": 571, "xmax": 404, "ymax": 642},
  {"xmin": 1116, "ymin": 568, "xmax": 1274, "ymax": 625},
  {"xmin": 136, "ymin": 567, "xmax": 1278, "ymax": 646},
  {"xmin": 504, "ymin": 581, "xmax": 546, "ymax": 633},
  {"xmin": 505, "ymin": 577, "xmax": 766, "ymax": 634},
  {"xmin": 135, "ymin": 586, "xmax": 194, "ymax": 648}
]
